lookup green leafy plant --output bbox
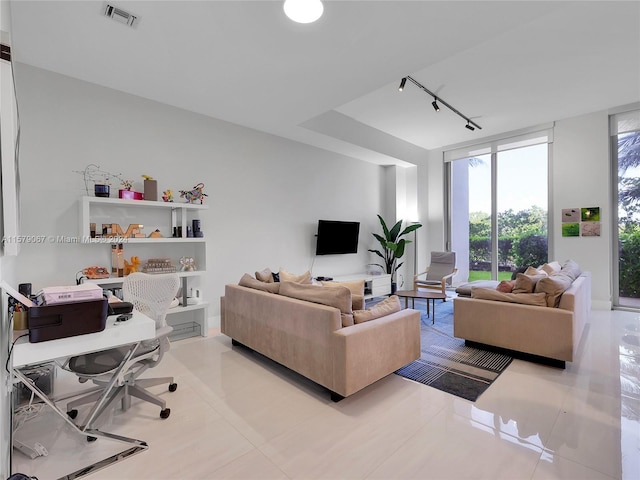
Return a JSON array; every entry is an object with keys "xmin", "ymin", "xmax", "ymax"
[{"xmin": 368, "ymin": 215, "xmax": 422, "ymax": 281}]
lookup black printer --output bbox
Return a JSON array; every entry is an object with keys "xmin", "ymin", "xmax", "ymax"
[{"xmin": 28, "ymin": 298, "xmax": 108, "ymax": 343}]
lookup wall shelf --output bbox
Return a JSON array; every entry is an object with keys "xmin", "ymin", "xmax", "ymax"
[{"xmin": 78, "ymin": 196, "xmax": 208, "ymax": 340}]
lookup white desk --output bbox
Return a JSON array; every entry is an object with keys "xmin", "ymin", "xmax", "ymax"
[
  {"xmin": 10, "ymin": 310, "xmax": 156, "ymax": 478},
  {"xmin": 12, "ymin": 311, "xmax": 155, "ymax": 368}
]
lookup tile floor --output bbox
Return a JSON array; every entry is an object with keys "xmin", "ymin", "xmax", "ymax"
[{"xmin": 11, "ymin": 308, "xmax": 640, "ymax": 480}]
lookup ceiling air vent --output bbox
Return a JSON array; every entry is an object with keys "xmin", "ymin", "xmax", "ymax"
[{"xmin": 103, "ymin": 3, "xmax": 140, "ymax": 28}]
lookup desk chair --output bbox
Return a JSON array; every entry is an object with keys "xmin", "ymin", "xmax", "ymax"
[
  {"xmin": 65, "ymin": 273, "xmax": 180, "ymax": 425},
  {"xmin": 414, "ymin": 251, "xmax": 457, "ymax": 299}
]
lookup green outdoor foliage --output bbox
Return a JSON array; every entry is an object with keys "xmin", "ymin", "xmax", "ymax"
[
  {"xmin": 618, "ymin": 130, "xmax": 640, "ymax": 298},
  {"xmin": 369, "ymin": 215, "xmax": 422, "ymax": 280},
  {"xmin": 468, "ymin": 207, "xmax": 548, "ymax": 271},
  {"xmin": 468, "ymin": 271, "xmax": 513, "ymax": 282}
]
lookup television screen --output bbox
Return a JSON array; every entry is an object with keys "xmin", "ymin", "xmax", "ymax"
[{"xmin": 315, "ymin": 220, "xmax": 360, "ymax": 255}]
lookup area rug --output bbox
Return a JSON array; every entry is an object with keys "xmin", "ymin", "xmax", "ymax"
[{"xmin": 368, "ymin": 295, "xmax": 513, "ymax": 401}]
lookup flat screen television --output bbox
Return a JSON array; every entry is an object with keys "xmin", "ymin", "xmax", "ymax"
[{"xmin": 315, "ymin": 220, "xmax": 360, "ymax": 255}]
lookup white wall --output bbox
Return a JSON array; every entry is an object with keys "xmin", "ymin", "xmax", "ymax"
[
  {"xmin": 12, "ymin": 64, "xmax": 386, "ymax": 325},
  {"xmin": 553, "ymin": 111, "xmax": 612, "ymax": 309},
  {"xmin": 422, "ymin": 110, "xmax": 615, "ymax": 308}
]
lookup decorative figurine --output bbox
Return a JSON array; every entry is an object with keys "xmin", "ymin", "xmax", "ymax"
[
  {"xmin": 180, "ymin": 256, "xmax": 196, "ymax": 272},
  {"xmin": 124, "ymin": 256, "xmax": 141, "ymax": 275},
  {"xmin": 179, "ymin": 183, "xmax": 208, "ymax": 204},
  {"xmin": 162, "ymin": 189, "xmax": 174, "ymax": 202}
]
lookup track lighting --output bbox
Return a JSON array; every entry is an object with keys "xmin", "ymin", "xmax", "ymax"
[{"xmin": 398, "ymin": 75, "xmax": 481, "ymax": 131}]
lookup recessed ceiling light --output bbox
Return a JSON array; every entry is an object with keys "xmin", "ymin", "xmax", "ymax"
[{"xmin": 283, "ymin": 0, "xmax": 324, "ymax": 24}]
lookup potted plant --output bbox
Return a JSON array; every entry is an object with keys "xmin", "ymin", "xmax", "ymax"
[{"xmin": 368, "ymin": 215, "xmax": 422, "ymax": 293}]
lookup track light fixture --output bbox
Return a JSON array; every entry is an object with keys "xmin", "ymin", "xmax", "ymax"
[{"xmin": 398, "ymin": 75, "xmax": 481, "ymax": 131}]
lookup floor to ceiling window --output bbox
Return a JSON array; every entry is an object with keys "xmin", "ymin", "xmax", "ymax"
[
  {"xmin": 447, "ymin": 129, "xmax": 551, "ymax": 283},
  {"xmin": 612, "ymin": 109, "xmax": 640, "ymax": 309}
]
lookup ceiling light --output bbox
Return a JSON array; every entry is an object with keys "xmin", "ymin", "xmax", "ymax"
[
  {"xmin": 398, "ymin": 75, "xmax": 481, "ymax": 131},
  {"xmin": 284, "ymin": 0, "xmax": 324, "ymax": 24}
]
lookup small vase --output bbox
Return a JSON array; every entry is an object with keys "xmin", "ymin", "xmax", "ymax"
[
  {"xmin": 391, "ymin": 282, "xmax": 397, "ymax": 294},
  {"xmin": 94, "ymin": 184, "xmax": 110, "ymax": 197},
  {"xmin": 144, "ymin": 179, "xmax": 158, "ymax": 201}
]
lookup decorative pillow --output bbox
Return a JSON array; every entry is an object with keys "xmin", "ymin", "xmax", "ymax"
[
  {"xmin": 496, "ymin": 280, "xmax": 516, "ymax": 293},
  {"xmin": 279, "ymin": 281, "xmax": 352, "ymax": 315},
  {"xmin": 512, "ymin": 273, "xmax": 546, "ymax": 294},
  {"xmin": 471, "ymin": 287, "xmax": 548, "ymax": 307},
  {"xmin": 510, "ymin": 265, "xmax": 529, "ymax": 280},
  {"xmin": 239, "ymin": 273, "xmax": 280, "ymax": 293},
  {"xmin": 541, "ymin": 261, "xmax": 562, "ymax": 275},
  {"xmin": 560, "ymin": 260, "xmax": 582, "ymax": 281},
  {"xmin": 534, "ymin": 272, "xmax": 574, "ymax": 307},
  {"xmin": 353, "ymin": 295, "xmax": 402, "ymax": 324},
  {"xmin": 278, "ymin": 268, "xmax": 312, "ymax": 284},
  {"xmin": 524, "ymin": 266, "xmax": 547, "ymax": 277},
  {"xmin": 255, "ymin": 268, "xmax": 274, "ymax": 283}
]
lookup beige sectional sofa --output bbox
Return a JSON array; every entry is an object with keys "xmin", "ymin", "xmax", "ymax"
[
  {"xmin": 453, "ymin": 261, "xmax": 591, "ymax": 367},
  {"xmin": 220, "ymin": 275, "xmax": 421, "ymax": 400}
]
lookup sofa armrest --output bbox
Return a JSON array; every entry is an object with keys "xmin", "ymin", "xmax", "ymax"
[{"xmin": 331, "ymin": 309, "xmax": 420, "ymax": 396}]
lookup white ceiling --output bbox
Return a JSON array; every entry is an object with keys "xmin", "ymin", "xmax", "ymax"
[{"xmin": 8, "ymin": 0, "xmax": 640, "ymax": 166}]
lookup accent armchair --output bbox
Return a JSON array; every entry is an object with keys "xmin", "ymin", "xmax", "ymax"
[{"xmin": 414, "ymin": 251, "xmax": 457, "ymax": 297}]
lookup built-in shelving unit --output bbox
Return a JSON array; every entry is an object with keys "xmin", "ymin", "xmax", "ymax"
[{"xmin": 79, "ymin": 196, "xmax": 209, "ymax": 340}]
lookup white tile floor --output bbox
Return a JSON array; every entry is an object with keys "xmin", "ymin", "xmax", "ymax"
[{"xmin": 11, "ymin": 308, "xmax": 640, "ymax": 480}]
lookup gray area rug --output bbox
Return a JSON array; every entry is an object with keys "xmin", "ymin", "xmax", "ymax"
[{"xmin": 368, "ymin": 296, "xmax": 512, "ymax": 401}]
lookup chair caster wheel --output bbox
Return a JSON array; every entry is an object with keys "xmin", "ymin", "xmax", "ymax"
[
  {"xmin": 87, "ymin": 436, "xmax": 97, "ymax": 442},
  {"xmin": 169, "ymin": 383, "xmax": 177, "ymax": 392},
  {"xmin": 160, "ymin": 408, "xmax": 171, "ymax": 419},
  {"xmin": 67, "ymin": 409, "xmax": 78, "ymax": 419}
]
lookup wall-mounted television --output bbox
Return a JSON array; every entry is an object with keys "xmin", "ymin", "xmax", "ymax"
[{"xmin": 315, "ymin": 220, "xmax": 360, "ymax": 255}]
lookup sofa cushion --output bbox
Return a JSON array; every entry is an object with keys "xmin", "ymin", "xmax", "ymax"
[
  {"xmin": 353, "ymin": 295, "xmax": 402, "ymax": 324},
  {"xmin": 513, "ymin": 272, "xmax": 547, "ymax": 294},
  {"xmin": 239, "ymin": 273, "xmax": 280, "ymax": 293},
  {"xmin": 321, "ymin": 280, "xmax": 366, "ymax": 310},
  {"xmin": 541, "ymin": 261, "xmax": 562, "ymax": 275},
  {"xmin": 255, "ymin": 268, "xmax": 274, "ymax": 283},
  {"xmin": 279, "ymin": 281, "xmax": 353, "ymax": 326},
  {"xmin": 279, "ymin": 268, "xmax": 312, "ymax": 284},
  {"xmin": 524, "ymin": 266, "xmax": 547, "ymax": 276},
  {"xmin": 471, "ymin": 287, "xmax": 548, "ymax": 306},
  {"xmin": 320, "ymin": 280, "xmax": 365, "ymax": 297},
  {"xmin": 455, "ymin": 280, "xmax": 499, "ymax": 297},
  {"xmin": 534, "ymin": 272, "xmax": 575, "ymax": 307},
  {"xmin": 561, "ymin": 260, "xmax": 582, "ymax": 281}
]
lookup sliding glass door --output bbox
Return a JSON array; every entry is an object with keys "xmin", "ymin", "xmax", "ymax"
[
  {"xmin": 612, "ymin": 109, "xmax": 640, "ymax": 309},
  {"xmin": 449, "ymin": 137, "xmax": 549, "ymax": 283}
]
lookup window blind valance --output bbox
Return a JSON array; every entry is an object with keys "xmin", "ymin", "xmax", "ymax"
[{"xmin": 610, "ymin": 109, "xmax": 640, "ymax": 136}]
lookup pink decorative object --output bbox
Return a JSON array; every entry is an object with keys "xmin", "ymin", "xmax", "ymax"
[{"xmin": 119, "ymin": 190, "xmax": 144, "ymax": 200}]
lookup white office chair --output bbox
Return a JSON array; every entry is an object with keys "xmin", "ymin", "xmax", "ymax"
[{"xmin": 65, "ymin": 273, "xmax": 180, "ymax": 426}]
